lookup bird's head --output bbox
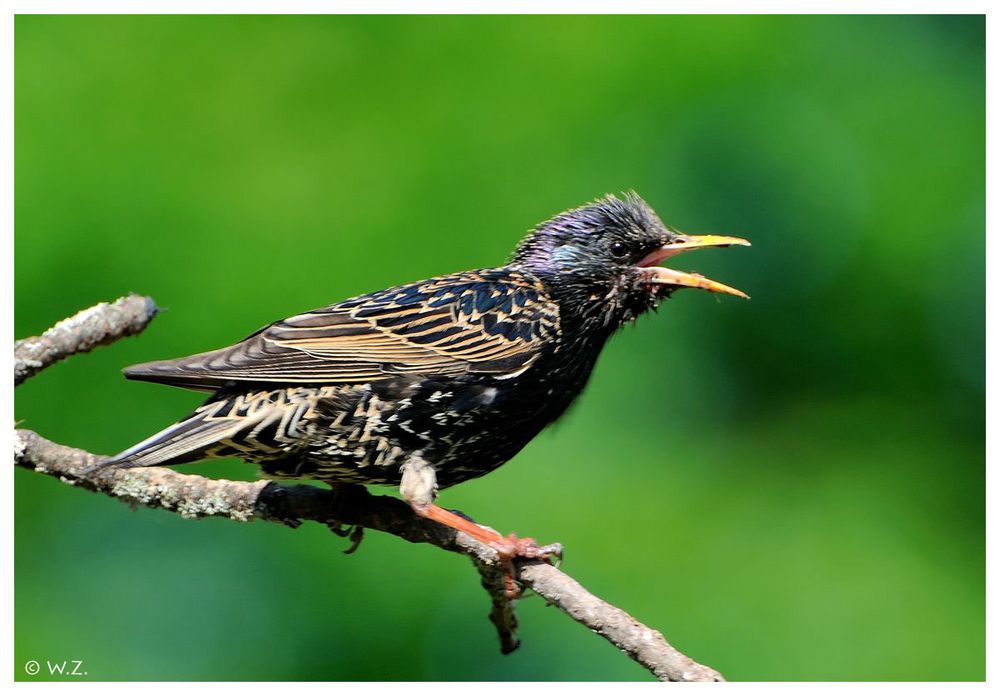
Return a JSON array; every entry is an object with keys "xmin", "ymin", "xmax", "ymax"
[{"xmin": 512, "ymin": 192, "xmax": 750, "ymax": 331}]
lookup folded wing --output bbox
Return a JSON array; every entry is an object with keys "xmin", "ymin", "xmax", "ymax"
[{"xmin": 124, "ymin": 269, "xmax": 561, "ymax": 391}]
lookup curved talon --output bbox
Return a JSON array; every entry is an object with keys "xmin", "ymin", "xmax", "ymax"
[
  {"xmin": 406, "ymin": 502, "xmax": 562, "ymax": 598},
  {"xmin": 489, "ymin": 535, "xmax": 562, "ymax": 561},
  {"xmin": 343, "ymin": 525, "xmax": 365, "ymax": 555},
  {"xmin": 487, "ymin": 534, "xmax": 564, "ymax": 599},
  {"xmin": 327, "ymin": 520, "xmax": 366, "ymax": 554}
]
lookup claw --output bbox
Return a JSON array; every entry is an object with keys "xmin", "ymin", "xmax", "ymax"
[
  {"xmin": 408, "ymin": 503, "xmax": 563, "ymax": 599},
  {"xmin": 326, "ymin": 520, "xmax": 366, "ymax": 554},
  {"xmin": 488, "ymin": 534, "xmax": 564, "ymax": 598},
  {"xmin": 489, "ymin": 535, "xmax": 562, "ymax": 561},
  {"xmin": 343, "ymin": 525, "xmax": 365, "ymax": 555}
]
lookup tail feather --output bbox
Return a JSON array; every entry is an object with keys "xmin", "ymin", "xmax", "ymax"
[
  {"xmin": 108, "ymin": 416, "xmax": 240, "ymax": 468},
  {"xmin": 83, "ymin": 388, "xmax": 316, "ymax": 478},
  {"xmin": 90, "ymin": 401, "xmax": 257, "ymax": 474}
]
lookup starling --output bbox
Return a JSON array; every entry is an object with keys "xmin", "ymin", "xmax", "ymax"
[{"xmin": 92, "ymin": 193, "xmax": 748, "ymax": 572}]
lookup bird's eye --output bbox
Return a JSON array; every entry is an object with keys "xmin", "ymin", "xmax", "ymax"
[{"xmin": 609, "ymin": 241, "xmax": 629, "ymax": 259}]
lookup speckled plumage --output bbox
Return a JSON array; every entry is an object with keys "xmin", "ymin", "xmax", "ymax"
[
  {"xmin": 98, "ymin": 193, "xmax": 747, "ymax": 557},
  {"xmin": 106, "ymin": 267, "xmax": 577, "ymax": 490}
]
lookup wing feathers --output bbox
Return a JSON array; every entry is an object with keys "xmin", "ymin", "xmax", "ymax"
[{"xmin": 124, "ymin": 269, "xmax": 560, "ymax": 390}]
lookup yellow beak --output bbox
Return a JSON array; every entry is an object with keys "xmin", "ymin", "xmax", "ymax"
[{"xmin": 637, "ymin": 234, "xmax": 751, "ymax": 299}]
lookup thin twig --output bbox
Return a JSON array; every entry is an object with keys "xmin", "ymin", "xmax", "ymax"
[
  {"xmin": 13, "ymin": 297, "xmax": 724, "ymax": 682},
  {"xmin": 14, "ymin": 293, "xmax": 159, "ymax": 385}
]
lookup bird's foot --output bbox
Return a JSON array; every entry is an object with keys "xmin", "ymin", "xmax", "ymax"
[
  {"xmin": 408, "ymin": 502, "xmax": 563, "ymax": 598},
  {"xmin": 489, "ymin": 534, "xmax": 564, "ymax": 599},
  {"xmin": 326, "ymin": 520, "xmax": 366, "ymax": 554},
  {"xmin": 489, "ymin": 534, "xmax": 563, "ymax": 562}
]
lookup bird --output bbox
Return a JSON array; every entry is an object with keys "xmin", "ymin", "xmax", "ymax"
[{"xmin": 89, "ymin": 192, "xmax": 748, "ymax": 582}]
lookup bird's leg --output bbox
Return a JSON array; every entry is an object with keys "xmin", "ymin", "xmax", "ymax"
[{"xmin": 400, "ymin": 454, "xmax": 562, "ymax": 597}]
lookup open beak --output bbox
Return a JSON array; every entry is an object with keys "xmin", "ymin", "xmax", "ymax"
[{"xmin": 637, "ymin": 234, "xmax": 751, "ymax": 299}]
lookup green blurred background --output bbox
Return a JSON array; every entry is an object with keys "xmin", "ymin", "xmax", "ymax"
[{"xmin": 14, "ymin": 15, "xmax": 984, "ymax": 681}]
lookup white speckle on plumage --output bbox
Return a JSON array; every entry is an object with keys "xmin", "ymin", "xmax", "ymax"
[{"xmin": 480, "ymin": 387, "xmax": 497, "ymax": 404}]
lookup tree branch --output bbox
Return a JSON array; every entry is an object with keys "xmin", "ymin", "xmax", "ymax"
[
  {"xmin": 13, "ymin": 296, "xmax": 724, "ymax": 682},
  {"xmin": 14, "ymin": 293, "xmax": 159, "ymax": 385}
]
